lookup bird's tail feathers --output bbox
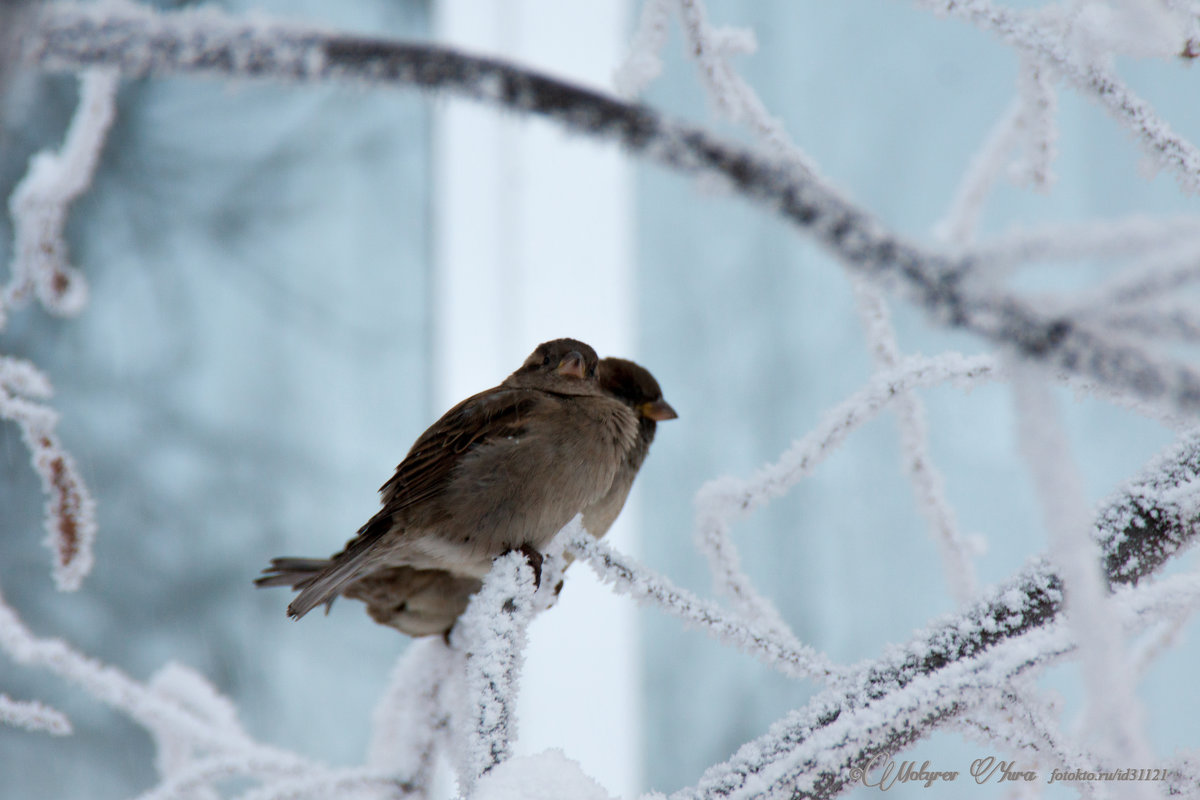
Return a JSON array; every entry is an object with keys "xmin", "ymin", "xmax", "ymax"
[
  {"xmin": 254, "ymin": 557, "xmax": 329, "ymax": 588},
  {"xmin": 283, "ymin": 516, "xmax": 393, "ymax": 619}
]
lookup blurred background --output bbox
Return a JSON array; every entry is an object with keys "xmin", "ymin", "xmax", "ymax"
[{"xmin": 1, "ymin": 1, "xmax": 1198, "ymax": 798}]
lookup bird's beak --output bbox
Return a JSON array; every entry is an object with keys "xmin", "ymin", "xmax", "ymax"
[
  {"xmin": 640, "ymin": 399, "xmax": 678, "ymax": 421},
  {"xmin": 556, "ymin": 351, "xmax": 587, "ymax": 380}
]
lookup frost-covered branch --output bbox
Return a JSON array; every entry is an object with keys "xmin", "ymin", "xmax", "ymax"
[
  {"xmin": 1010, "ymin": 363, "xmax": 1153, "ymax": 774},
  {"xmin": 916, "ymin": 0, "xmax": 1200, "ymax": 195},
  {"xmin": 368, "ymin": 640, "xmax": 455, "ymax": 798},
  {"xmin": 3, "ymin": 67, "xmax": 117, "ymax": 328},
  {"xmin": 614, "ymin": 0, "xmax": 672, "ymax": 97},
  {"xmin": 452, "ymin": 551, "xmax": 539, "ymax": 794},
  {"xmin": 694, "ymin": 354, "xmax": 997, "ymax": 583},
  {"xmin": 1011, "ymin": 56, "xmax": 1058, "ymax": 192},
  {"xmin": 677, "ymin": 431, "xmax": 1200, "ymax": 799},
  {"xmin": 935, "ymin": 100, "xmax": 1023, "ymax": 247},
  {"xmin": 0, "ymin": 693, "xmax": 71, "ymax": 735},
  {"xmin": 696, "ymin": 352, "xmax": 993, "ymax": 633},
  {"xmin": 851, "ymin": 282, "xmax": 979, "ymax": 604},
  {"xmin": 955, "ymin": 688, "xmax": 1105, "ymax": 799},
  {"xmin": 682, "ymin": 550, "xmax": 1200, "ymax": 800},
  {"xmin": 0, "ymin": 356, "xmax": 96, "ymax": 591},
  {"xmin": 566, "ymin": 528, "xmax": 835, "ymax": 682},
  {"xmin": 677, "ymin": 624, "xmax": 1074, "ymax": 800},
  {"xmin": 24, "ymin": 3, "xmax": 1200, "ymax": 417},
  {"xmin": 977, "ymin": 215, "xmax": 1200, "ymax": 268},
  {"xmin": 0, "ymin": 584, "xmax": 423, "ymax": 800},
  {"xmin": 639, "ymin": 0, "xmax": 978, "ymax": 610},
  {"xmin": 671, "ymin": 0, "xmax": 819, "ymax": 178}
]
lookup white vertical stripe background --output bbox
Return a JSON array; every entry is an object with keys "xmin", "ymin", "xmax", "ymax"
[{"xmin": 432, "ymin": 1, "xmax": 639, "ymax": 796}]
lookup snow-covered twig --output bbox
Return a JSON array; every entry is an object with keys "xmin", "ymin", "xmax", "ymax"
[
  {"xmin": 3, "ymin": 67, "xmax": 117, "ymax": 327},
  {"xmin": 695, "ymin": 351, "xmax": 994, "ymax": 637},
  {"xmin": 677, "ymin": 623, "xmax": 1074, "ymax": 800},
  {"xmin": 1010, "ymin": 362, "xmax": 1153, "ymax": 778},
  {"xmin": 695, "ymin": 353, "xmax": 997, "ymax": 535},
  {"xmin": 1096, "ymin": 305, "xmax": 1200, "ymax": 344},
  {"xmin": 1073, "ymin": 252, "xmax": 1200, "ymax": 314},
  {"xmin": 0, "ymin": 356, "xmax": 96, "ymax": 591},
  {"xmin": 682, "ymin": 543, "xmax": 1200, "ymax": 800},
  {"xmin": 678, "ymin": 431, "xmax": 1200, "ymax": 799},
  {"xmin": 0, "ymin": 583, "xmax": 265, "ymax": 749},
  {"xmin": 956, "ymin": 687, "xmax": 1105, "ymax": 799},
  {"xmin": 147, "ymin": 662, "xmax": 251, "ymax": 797},
  {"xmin": 851, "ymin": 281, "xmax": 979, "ymax": 604},
  {"xmin": 231, "ymin": 770, "xmax": 413, "ymax": 800},
  {"xmin": 916, "ymin": 0, "xmax": 1200, "ymax": 194},
  {"xmin": 653, "ymin": 0, "xmax": 977, "ymax": 610},
  {"xmin": 935, "ymin": 99, "xmax": 1023, "ymax": 247},
  {"xmin": 134, "ymin": 756, "xmax": 334, "ymax": 800},
  {"xmin": 672, "ymin": 0, "xmax": 819, "ymax": 178},
  {"xmin": 1011, "ymin": 56, "xmax": 1058, "ymax": 192},
  {"xmin": 25, "ymin": 3, "xmax": 1200, "ymax": 417},
  {"xmin": 368, "ymin": 639, "xmax": 455, "ymax": 796},
  {"xmin": 453, "ymin": 551, "xmax": 539, "ymax": 794},
  {"xmin": 613, "ymin": 0, "xmax": 673, "ymax": 98},
  {"xmin": 1132, "ymin": 615, "xmax": 1193, "ymax": 678},
  {"xmin": 0, "ymin": 693, "xmax": 71, "ymax": 735},
  {"xmin": 976, "ymin": 215, "xmax": 1200, "ymax": 268},
  {"xmin": 566, "ymin": 528, "xmax": 835, "ymax": 682},
  {"xmin": 0, "ymin": 585, "xmax": 414, "ymax": 800}
]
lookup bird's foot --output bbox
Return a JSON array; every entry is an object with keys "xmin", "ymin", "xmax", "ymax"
[{"xmin": 512, "ymin": 543, "xmax": 543, "ymax": 589}]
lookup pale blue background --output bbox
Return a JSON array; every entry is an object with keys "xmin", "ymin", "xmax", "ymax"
[{"xmin": 1, "ymin": 2, "xmax": 1198, "ymax": 798}]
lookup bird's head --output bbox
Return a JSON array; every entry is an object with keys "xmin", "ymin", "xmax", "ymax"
[
  {"xmin": 598, "ymin": 357, "xmax": 677, "ymax": 426},
  {"xmin": 506, "ymin": 338, "xmax": 602, "ymax": 394}
]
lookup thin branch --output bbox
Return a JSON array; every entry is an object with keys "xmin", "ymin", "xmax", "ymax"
[
  {"xmin": 4, "ymin": 67, "xmax": 117, "ymax": 327},
  {"xmin": 22, "ymin": 3, "xmax": 1200, "ymax": 417},
  {"xmin": 677, "ymin": 624, "xmax": 1074, "ymax": 800},
  {"xmin": 677, "ymin": 430, "xmax": 1200, "ymax": 799},
  {"xmin": 694, "ymin": 353, "xmax": 995, "ymax": 639},
  {"xmin": 954, "ymin": 687, "xmax": 1104, "ymax": 799},
  {"xmin": 614, "ymin": 0, "xmax": 673, "ymax": 98},
  {"xmin": 566, "ymin": 528, "xmax": 836, "ymax": 682},
  {"xmin": 0, "ymin": 693, "xmax": 71, "ymax": 735},
  {"xmin": 0, "ymin": 356, "xmax": 97, "ymax": 590},
  {"xmin": 935, "ymin": 99, "xmax": 1023, "ymax": 247},
  {"xmin": 673, "ymin": 0, "xmax": 820, "ymax": 178},
  {"xmin": 695, "ymin": 354, "xmax": 998, "ymax": 523},
  {"xmin": 1010, "ymin": 361, "xmax": 1153, "ymax": 772},
  {"xmin": 0, "ymin": 584, "xmax": 310, "ymax": 774},
  {"xmin": 851, "ymin": 281, "xmax": 979, "ymax": 604},
  {"xmin": 976, "ymin": 215, "xmax": 1200, "ymax": 268},
  {"xmin": 1011, "ymin": 56, "xmax": 1058, "ymax": 192},
  {"xmin": 915, "ymin": 0, "xmax": 1200, "ymax": 194},
  {"xmin": 452, "ymin": 551, "xmax": 539, "ymax": 793},
  {"xmin": 232, "ymin": 770, "xmax": 413, "ymax": 800},
  {"xmin": 684, "ymin": 555, "xmax": 1200, "ymax": 800},
  {"xmin": 367, "ymin": 639, "xmax": 454, "ymax": 796}
]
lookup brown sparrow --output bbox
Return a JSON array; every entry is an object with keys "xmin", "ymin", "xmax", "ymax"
[
  {"xmin": 259, "ymin": 339, "xmax": 639, "ymax": 620},
  {"xmin": 257, "ymin": 357, "xmax": 675, "ymax": 636}
]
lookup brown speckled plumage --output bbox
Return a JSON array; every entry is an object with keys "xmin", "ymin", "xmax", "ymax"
[{"xmin": 258, "ymin": 339, "xmax": 640, "ymax": 622}]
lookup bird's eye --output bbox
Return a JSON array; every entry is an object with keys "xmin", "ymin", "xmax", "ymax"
[
  {"xmin": 588, "ymin": 364, "xmax": 597, "ymax": 378},
  {"xmin": 541, "ymin": 355, "xmax": 551, "ymax": 367}
]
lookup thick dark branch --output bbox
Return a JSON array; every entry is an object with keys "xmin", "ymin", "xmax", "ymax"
[
  {"xmin": 21, "ymin": 3, "xmax": 1200, "ymax": 416},
  {"xmin": 683, "ymin": 433, "xmax": 1200, "ymax": 799}
]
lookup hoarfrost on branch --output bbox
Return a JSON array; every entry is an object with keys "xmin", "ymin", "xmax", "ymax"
[{"xmin": 5, "ymin": 2, "xmax": 1200, "ymax": 799}]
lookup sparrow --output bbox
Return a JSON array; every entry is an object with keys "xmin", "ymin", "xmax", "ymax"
[
  {"xmin": 579, "ymin": 357, "xmax": 677, "ymax": 538},
  {"xmin": 257, "ymin": 357, "xmax": 676, "ymax": 637},
  {"xmin": 258, "ymin": 339, "xmax": 639, "ymax": 621}
]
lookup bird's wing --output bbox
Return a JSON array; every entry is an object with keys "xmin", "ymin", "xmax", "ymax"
[
  {"xmin": 378, "ymin": 386, "xmax": 545, "ymax": 514},
  {"xmin": 284, "ymin": 387, "xmax": 547, "ymax": 619}
]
